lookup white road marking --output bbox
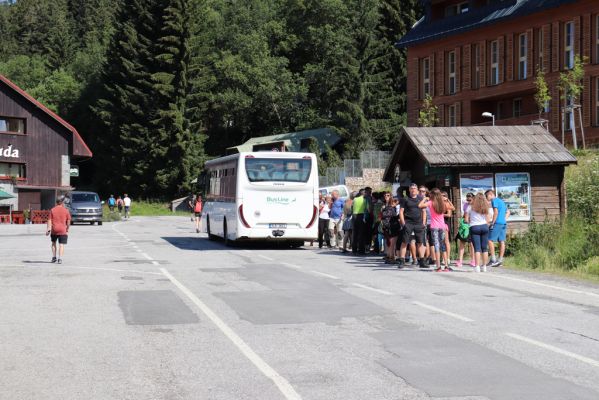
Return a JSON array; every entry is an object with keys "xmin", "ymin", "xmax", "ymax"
[
  {"xmin": 412, "ymin": 301, "xmax": 474, "ymax": 322},
  {"xmin": 310, "ymin": 270, "xmax": 340, "ymax": 280},
  {"xmin": 506, "ymin": 332, "xmax": 599, "ymax": 368},
  {"xmin": 258, "ymin": 255, "xmax": 274, "ymax": 261},
  {"xmin": 353, "ymin": 283, "xmax": 393, "ymax": 296},
  {"xmin": 281, "ymin": 262, "xmax": 302, "ymax": 270},
  {"xmin": 489, "ymin": 274, "xmax": 599, "ymax": 298},
  {"xmin": 140, "ymin": 252, "xmax": 153, "ymax": 261},
  {"xmin": 160, "ymin": 268, "xmax": 302, "ymax": 400},
  {"xmin": 151, "ymin": 261, "xmax": 160, "ymax": 266}
]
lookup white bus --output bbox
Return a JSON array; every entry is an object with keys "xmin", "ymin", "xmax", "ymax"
[{"xmin": 200, "ymin": 152, "xmax": 319, "ymax": 246}]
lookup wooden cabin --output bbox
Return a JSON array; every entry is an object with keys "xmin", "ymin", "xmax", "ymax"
[
  {"xmin": 0, "ymin": 74, "xmax": 92, "ymax": 217},
  {"xmin": 383, "ymin": 126, "xmax": 577, "ymax": 233}
]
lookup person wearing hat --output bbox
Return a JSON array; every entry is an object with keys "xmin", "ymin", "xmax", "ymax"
[{"xmin": 46, "ymin": 197, "xmax": 72, "ymax": 264}]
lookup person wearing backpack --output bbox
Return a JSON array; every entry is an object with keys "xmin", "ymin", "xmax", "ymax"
[
  {"xmin": 107, "ymin": 195, "xmax": 116, "ymax": 213},
  {"xmin": 193, "ymin": 194, "xmax": 203, "ymax": 233},
  {"xmin": 456, "ymin": 193, "xmax": 475, "ymax": 268}
]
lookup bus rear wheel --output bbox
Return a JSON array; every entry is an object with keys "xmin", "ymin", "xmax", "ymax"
[
  {"xmin": 207, "ymin": 217, "xmax": 216, "ymax": 241},
  {"xmin": 223, "ymin": 219, "xmax": 230, "ymax": 246}
]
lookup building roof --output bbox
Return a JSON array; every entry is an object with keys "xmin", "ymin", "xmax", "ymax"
[
  {"xmin": 226, "ymin": 128, "xmax": 341, "ymax": 154},
  {"xmin": 0, "ymin": 74, "xmax": 92, "ymax": 158},
  {"xmin": 398, "ymin": 0, "xmax": 578, "ymax": 48},
  {"xmin": 384, "ymin": 126, "xmax": 577, "ymax": 180}
]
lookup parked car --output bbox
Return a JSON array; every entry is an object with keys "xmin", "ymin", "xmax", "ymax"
[
  {"xmin": 319, "ymin": 184, "xmax": 350, "ymax": 198},
  {"xmin": 67, "ymin": 191, "xmax": 103, "ymax": 225}
]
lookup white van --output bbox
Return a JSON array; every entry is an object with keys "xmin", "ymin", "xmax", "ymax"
[{"xmin": 319, "ymin": 185, "xmax": 350, "ymax": 199}]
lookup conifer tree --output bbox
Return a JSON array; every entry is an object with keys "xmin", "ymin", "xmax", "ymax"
[
  {"xmin": 152, "ymin": 0, "xmax": 205, "ymax": 195},
  {"xmin": 92, "ymin": 0, "xmax": 162, "ymax": 196}
]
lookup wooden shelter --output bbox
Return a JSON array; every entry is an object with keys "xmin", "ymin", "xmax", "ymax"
[{"xmin": 383, "ymin": 126, "xmax": 577, "ymax": 232}]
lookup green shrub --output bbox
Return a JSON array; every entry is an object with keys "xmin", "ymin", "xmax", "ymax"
[
  {"xmin": 582, "ymin": 257, "xmax": 599, "ymax": 276},
  {"xmin": 554, "ymin": 217, "xmax": 588, "ymax": 270},
  {"xmin": 565, "ymin": 151, "xmax": 599, "ymax": 222}
]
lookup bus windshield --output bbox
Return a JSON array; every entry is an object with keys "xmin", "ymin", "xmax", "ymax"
[{"xmin": 245, "ymin": 158, "xmax": 312, "ymax": 183}]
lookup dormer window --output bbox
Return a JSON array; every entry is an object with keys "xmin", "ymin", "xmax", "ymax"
[{"xmin": 445, "ymin": 2, "xmax": 469, "ymax": 17}]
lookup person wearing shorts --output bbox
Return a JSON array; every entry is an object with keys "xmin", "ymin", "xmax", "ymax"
[
  {"xmin": 486, "ymin": 190, "xmax": 510, "ymax": 267},
  {"xmin": 46, "ymin": 197, "xmax": 71, "ymax": 264},
  {"xmin": 398, "ymin": 183, "xmax": 426, "ymax": 268},
  {"xmin": 193, "ymin": 194, "xmax": 203, "ymax": 233}
]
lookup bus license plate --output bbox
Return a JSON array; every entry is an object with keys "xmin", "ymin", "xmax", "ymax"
[{"xmin": 269, "ymin": 223, "xmax": 287, "ymax": 229}]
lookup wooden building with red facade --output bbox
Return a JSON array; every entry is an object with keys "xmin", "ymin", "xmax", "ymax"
[
  {"xmin": 0, "ymin": 74, "xmax": 92, "ymax": 215},
  {"xmin": 399, "ymin": 0, "xmax": 599, "ymax": 146}
]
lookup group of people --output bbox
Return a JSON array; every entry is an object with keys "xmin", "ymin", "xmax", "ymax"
[
  {"xmin": 107, "ymin": 194, "xmax": 132, "ymax": 219},
  {"xmin": 317, "ymin": 184, "xmax": 509, "ymax": 273}
]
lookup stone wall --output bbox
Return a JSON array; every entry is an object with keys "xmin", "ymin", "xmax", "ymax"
[{"xmin": 345, "ymin": 168, "xmax": 388, "ymax": 192}]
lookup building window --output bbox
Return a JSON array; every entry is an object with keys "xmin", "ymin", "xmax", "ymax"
[
  {"xmin": 421, "ymin": 57, "xmax": 430, "ymax": 97},
  {"xmin": 537, "ymin": 28, "xmax": 544, "ymax": 71},
  {"xmin": 596, "ymin": 78, "xmax": 599, "ymax": 125},
  {"xmin": 596, "ymin": 15, "xmax": 599, "ymax": 64},
  {"xmin": 448, "ymin": 105, "xmax": 457, "ymax": 127},
  {"xmin": 490, "ymin": 41, "xmax": 499, "ymax": 85},
  {"xmin": 448, "ymin": 51, "xmax": 456, "ymax": 94},
  {"xmin": 513, "ymin": 98, "xmax": 522, "ymax": 117},
  {"xmin": 0, "ymin": 162, "xmax": 26, "ymax": 178},
  {"xmin": 565, "ymin": 21, "xmax": 574, "ymax": 69},
  {"xmin": 445, "ymin": 2, "xmax": 469, "ymax": 17},
  {"xmin": 0, "ymin": 117, "xmax": 25, "ymax": 134},
  {"xmin": 472, "ymin": 44, "xmax": 480, "ymax": 89},
  {"xmin": 518, "ymin": 33, "xmax": 527, "ymax": 80},
  {"xmin": 496, "ymin": 102, "xmax": 503, "ymax": 120}
]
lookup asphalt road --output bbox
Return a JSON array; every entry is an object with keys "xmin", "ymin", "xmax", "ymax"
[{"xmin": 2, "ymin": 216, "xmax": 599, "ymax": 400}]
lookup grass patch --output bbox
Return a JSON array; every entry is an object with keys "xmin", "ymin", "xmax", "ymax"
[{"xmin": 101, "ymin": 202, "xmax": 189, "ymax": 218}]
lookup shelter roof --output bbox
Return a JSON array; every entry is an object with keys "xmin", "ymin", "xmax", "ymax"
[
  {"xmin": 226, "ymin": 128, "xmax": 341, "ymax": 155},
  {"xmin": 0, "ymin": 74, "xmax": 92, "ymax": 158},
  {"xmin": 398, "ymin": 0, "xmax": 578, "ymax": 48},
  {"xmin": 384, "ymin": 126, "xmax": 577, "ymax": 181}
]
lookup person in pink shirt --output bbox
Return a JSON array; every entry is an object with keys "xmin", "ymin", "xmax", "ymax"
[{"xmin": 419, "ymin": 188, "xmax": 449, "ymax": 272}]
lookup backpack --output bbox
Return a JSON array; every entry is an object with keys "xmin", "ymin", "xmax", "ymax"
[
  {"xmin": 108, "ymin": 197, "xmax": 115, "ymax": 206},
  {"xmin": 458, "ymin": 217, "xmax": 470, "ymax": 239}
]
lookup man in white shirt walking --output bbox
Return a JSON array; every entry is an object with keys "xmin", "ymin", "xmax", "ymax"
[{"xmin": 123, "ymin": 194, "xmax": 132, "ymax": 219}]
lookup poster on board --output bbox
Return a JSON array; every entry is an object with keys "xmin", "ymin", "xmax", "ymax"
[
  {"xmin": 459, "ymin": 173, "xmax": 494, "ymax": 215},
  {"xmin": 495, "ymin": 172, "xmax": 531, "ymax": 221}
]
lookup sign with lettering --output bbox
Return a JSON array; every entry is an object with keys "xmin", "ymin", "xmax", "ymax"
[
  {"xmin": 0, "ymin": 144, "xmax": 19, "ymax": 158},
  {"xmin": 495, "ymin": 173, "xmax": 531, "ymax": 222}
]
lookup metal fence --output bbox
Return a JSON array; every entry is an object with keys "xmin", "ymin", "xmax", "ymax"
[
  {"xmin": 360, "ymin": 151, "xmax": 391, "ymax": 170},
  {"xmin": 344, "ymin": 159, "xmax": 362, "ymax": 178},
  {"xmin": 321, "ymin": 151, "xmax": 391, "ymax": 185}
]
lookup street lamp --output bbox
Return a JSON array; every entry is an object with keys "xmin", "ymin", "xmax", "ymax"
[{"xmin": 482, "ymin": 112, "xmax": 495, "ymax": 126}]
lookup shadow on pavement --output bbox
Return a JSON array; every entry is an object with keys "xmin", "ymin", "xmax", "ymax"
[
  {"xmin": 161, "ymin": 236, "xmax": 310, "ymax": 251},
  {"xmin": 22, "ymin": 260, "xmax": 54, "ymax": 264}
]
